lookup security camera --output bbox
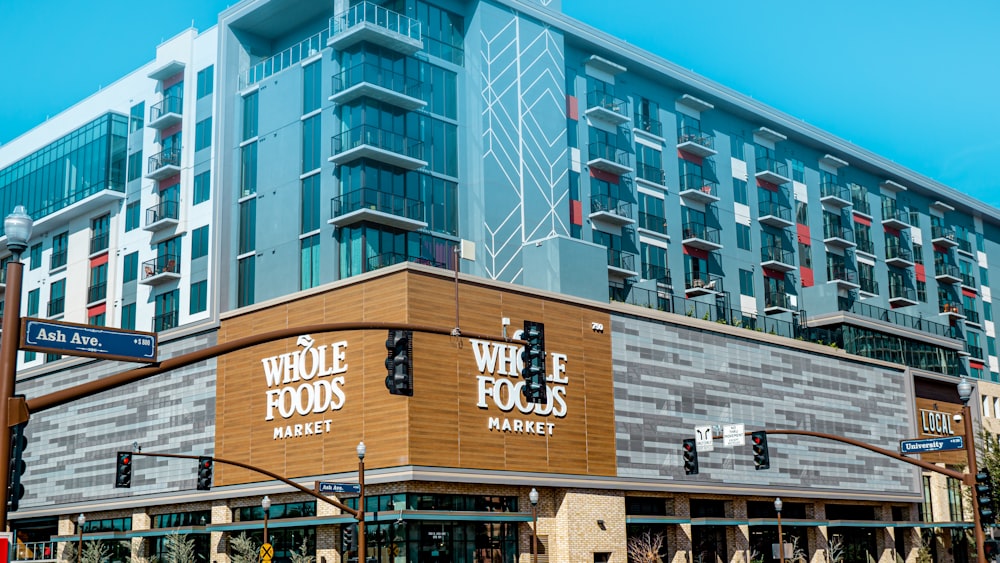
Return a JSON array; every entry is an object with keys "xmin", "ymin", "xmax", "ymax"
[{"xmin": 953, "ymin": 413, "xmax": 963, "ymax": 423}]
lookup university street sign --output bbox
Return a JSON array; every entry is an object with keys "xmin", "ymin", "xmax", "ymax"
[
  {"xmin": 899, "ymin": 436, "xmax": 964, "ymax": 455},
  {"xmin": 21, "ymin": 318, "xmax": 157, "ymax": 363}
]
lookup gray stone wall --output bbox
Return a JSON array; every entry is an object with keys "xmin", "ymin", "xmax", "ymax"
[{"xmin": 613, "ymin": 315, "xmax": 920, "ymax": 496}]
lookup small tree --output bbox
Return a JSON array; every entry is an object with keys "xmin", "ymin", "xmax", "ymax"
[
  {"xmin": 160, "ymin": 532, "xmax": 196, "ymax": 563},
  {"xmin": 627, "ymin": 531, "xmax": 665, "ymax": 563},
  {"xmin": 288, "ymin": 537, "xmax": 315, "ymax": 563},
  {"xmin": 62, "ymin": 541, "xmax": 111, "ymax": 563},
  {"xmin": 229, "ymin": 533, "xmax": 261, "ymax": 563},
  {"xmin": 827, "ymin": 535, "xmax": 844, "ymax": 563}
]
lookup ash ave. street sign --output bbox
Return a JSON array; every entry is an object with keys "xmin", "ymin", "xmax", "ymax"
[
  {"xmin": 318, "ymin": 482, "xmax": 361, "ymax": 494},
  {"xmin": 21, "ymin": 318, "xmax": 157, "ymax": 363},
  {"xmin": 899, "ymin": 436, "xmax": 964, "ymax": 455}
]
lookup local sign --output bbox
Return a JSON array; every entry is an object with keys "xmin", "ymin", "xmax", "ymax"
[
  {"xmin": 318, "ymin": 482, "xmax": 361, "ymax": 494},
  {"xmin": 20, "ymin": 318, "xmax": 157, "ymax": 363},
  {"xmin": 899, "ymin": 436, "xmax": 964, "ymax": 455}
]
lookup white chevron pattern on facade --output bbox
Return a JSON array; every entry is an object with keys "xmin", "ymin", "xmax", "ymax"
[{"xmin": 480, "ymin": 8, "xmax": 567, "ymax": 282}]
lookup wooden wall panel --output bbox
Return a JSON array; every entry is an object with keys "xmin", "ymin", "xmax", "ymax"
[
  {"xmin": 913, "ymin": 398, "xmax": 965, "ymax": 465},
  {"xmin": 215, "ymin": 270, "xmax": 617, "ymax": 486}
]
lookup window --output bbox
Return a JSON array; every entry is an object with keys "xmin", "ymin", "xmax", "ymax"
[
  {"xmin": 640, "ymin": 243, "xmax": 668, "ymax": 281},
  {"xmin": 196, "ymin": 65, "xmax": 214, "ymax": 98},
  {"xmin": 916, "ymin": 280, "xmax": 927, "ymax": 303},
  {"xmin": 739, "ymin": 269, "xmax": 754, "ymax": 297},
  {"xmin": 129, "ymin": 102, "xmax": 144, "ymax": 132},
  {"xmin": 798, "ymin": 242, "xmax": 812, "ymax": 269},
  {"xmin": 89, "ymin": 263, "xmax": 108, "ymax": 303},
  {"xmin": 913, "ymin": 243, "xmax": 923, "ymax": 265},
  {"xmin": 736, "ymin": 224, "xmax": 751, "ymax": 250},
  {"xmin": 303, "ymin": 61, "xmax": 322, "ymax": 113},
  {"xmin": 730, "ymin": 134, "xmax": 745, "ymax": 160},
  {"xmin": 193, "ymin": 171, "xmax": 211, "ymax": 204},
  {"xmin": 796, "ymin": 201, "xmax": 808, "ymax": 225},
  {"xmin": 733, "ymin": 179, "xmax": 748, "ymax": 205},
  {"xmin": 26, "ymin": 289, "xmax": 38, "ymax": 316},
  {"xmin": 194, "ymin": 117, "xmax": 212, "ymax": 151},
  {"xmin": 190, "ymin": 280, "xmax": 208, "ymax": 314},
  {"xmin": 302, "ymin": 115, "xmax": 321, "ymax": 173},
  {"xmin": 635, "ymin": 145, "xmax": 663, "ymax": 185},
  {"xmin": 241, "ymin": 143, "xmax": 258, "ymax": 197},
  {"xmin": 238, "ymin": 257, "xmax": 255, "ymax": 307},
  {"xmin": 88, "ymin": 313, "xmax": 105, "ymax": 327},
  {"xmin": 121, "ymin": 303, "xmax": 136, "ymax": 330},
  {"xmin": 91, "ymin": 214, "xmax": 110, "ymax": 254},
  {"xmin": 127, "ymin": 150, "xmax": 143, "ymax": 182},
  {"xmin": 986, "ymin": 302, "xmax": 993, "ymax": 322},
  {"xmin": 125, "ymin": 201, "xmax": 140, "ymax": 231},
  {"xmin": 791, "ymin": 158, "xmax": 804, "ymax": 183},
  {"xmin": 49, "ymin": 279, "xmax": 66, "ymax": 317},
  {"xmin": 123, "ymin": 252, "xmax": 138, "ymax": 283},
  {"xmin": 154, "ymin": 290, "xmax": 180, "ymax": 332},
  {"xmin": 29, "ymin": 243, "xmax": 41, "ymax": 270},
  {"xmin": 982, "ymin": 267, "xmax": 991, "ymax": 287},
  {"xmin": 51, "ymin": 232, "xmax": 68, "ymax": 269},
  {"xmin": 239, "ymin": 199, "xmax": 256, "ymax": 255},
  {"xmin": 854, "ymin": 222, "xmax": 872, "ymax": 255},
  {"xmin": 243, "ymin": 91, "xmax": 258, "ymax": 140},
  {"xmin": 191, "ymin": 226, "xmax": 209, "ymax": 260},
  {"xmin": 301, "ymin": 235, "xmax": 320, "ymax": 290},
  {"xmin": 301, "ymin": 175, "xmax": 321, "ymax": 234}
]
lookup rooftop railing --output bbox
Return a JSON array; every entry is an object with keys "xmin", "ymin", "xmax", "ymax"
[
  {"xmin": 837, "ymin": 297, "xmax": 952, "ymax": 338},
  {"xmin": 241, "ymin": 29, "xmax": 330, "ymax": 89}
]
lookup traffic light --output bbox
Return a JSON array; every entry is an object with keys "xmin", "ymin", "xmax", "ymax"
[
  {"xmin": 196, "ymin": 456, "xmax": 213, "ymax": 491},
  {"xmin": 985, "ymin": 539, "xmax": 1000, "ymax": 559},
  {"xmin": 682, "ymin": 438, "xmax": 699, "ymax": 475},
  {"xmin": 342, "ymin": 523, "xmax": 357, "ymax": 552},
  {"xmin": 520, "ymin": 321, "xmax": 547, "ymax": 404},
  {"xmin": 751, "ymin": 431, "xmax": 771, "ymax": 470},
  {"xmin": 976, "ymin": 469, "xmax": 996, "ymax": 524},
  {"xmin": 115, "ymin": 451, "xmax": 132, "ymax": 488},
  {"xmin": 7, "ymin": 422, "xmax": 28, "ymax": 510},
  {"xmin": 384, "ymin": 330, "xmax": 413, "ymax": 396}
]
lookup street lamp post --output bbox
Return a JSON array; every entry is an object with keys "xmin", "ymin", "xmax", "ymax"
[
  {"xmin": 261, "ymin": 495, "xmax": 271, "ymax": 546},
  {"xmin": 0, "ymin": 206, "xmax": 33, "ymax": 530},
  {"xmin": 774, "ymin": 498, "xmax": 784, "ymax": 563},
  {"xmin": 529, "ymin": 488, "xmax": 539, "ymax": 563},
  {"xmin": 76, "ymin": 513, "xmax": 85, "ymax": 562},
  {"xmin": 957, "ymin": 377, "xmax": 987, "ymax": 563},
  {"xmin": 357, "ymin": 441, "xmax": 366, "ymax": 563}
]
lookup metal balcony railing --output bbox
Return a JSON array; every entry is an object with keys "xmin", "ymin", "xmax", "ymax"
[
  {"xmin": 966, "ymin": 309, "xmax": 981, "ymax": 325},
  {"xmin": 823, "ymin": 223, "xmax": 855, "ymax": 243},
  {"xmin": 147, "ymin": 147, "xmax": 182, "ymax": 174},
  {"xmin": 634, "ymin": 115, "xmax": 662, "ymax": 136},
  {"xmin": 607, "ymin": 249, "xmax": 636, "ymax": 272},
  {"xmin": 635, "ymin": 163, "xmax": 665, "ymax": 185},
  {"xmin": 333, "ymin": 63, "xmax": 422, "ymax": 99},
  {"xmin": 755, "ymin": 156, "xmax": 788, "ymax": 179},
  {"xmin": 90, "ymin": 233, "xmax": 109, "ymax": 254},
  {"xmin": 968, "ymin": 345, "xmax": 985, "ymax": 360},
  {"xmin": 590, "ymin": 195, "xmax": 631, "ymax": 219},
  {"xmin": 765, "ymin": 291, "xmax": 792, "ymax": 310},
  {"xmin": 940, "ymin": 301, "xmax": 964, "ymax": 316},
  {"xmin": 820, "ymin": 181, "xmax": 851, "ymax": 202},
  {"xmin": 642, "ymin": 264, "xmax": 671, "ymax": 285},
  {"xmin": 758, "ymin": 200, "xmax": 791, "ymax": 222},
  {"xmin": 888, "ymin": 285, "xmax": 916, "ymax": 302},
  {"xmin": 827, "ymin": 264, "xmax": 857, "ymax": 284},
  {"xmin": 931, "ymin": 225, "xmax": 956, "ymax": 242},
  {"xmin": 88, "ymin": 282, "xmax": 107, "ymax": 304},
  {"xmin": 682, "ymin": 222, "xmax": 721, "ymax": 245},
  {"xmin": 637, "ymin": 212, "xmax": 667, "ymax": 235},
  {"xmin": 685, "ymin": 271, "xmax": 723, "ymax": 292},
  {"xmin": 837, "ymin": 297, "xmax": 952, "ymax": 339},
  {"xmin": 47, "ymin": 297, "xmax": 64, "ymax": 317},
  {"xmin": 677, "ymin": 125, "xmax": 715, "ymax": 151},
  {"xmin": 761, "ymin": 245, "xmax": 794, "ymax": 265},
  {"xmin": 50, "ymin": 250, "xmax": 67, "ymax": 270},
  {"xmin": 859, "ymin": 277, "xmax": 879, "ymax": 295},
  {"xmin": 961, "ymin": 273, "xmax": 976, "ymax": 287},
  {"xmin": 856, "ymin": 238, "xmax": 875, "ymax": 255},
  {"xmin": 851, "ymin": 194, "xmax": 871, "ymax": 215},
  {"xmin": 885, "ymin": 243, "xmax": 913, "ymax": 263},
  {"xmin": 678, "ymin": 174, "xmax": 718, "ymax": 198},
  {"xmin": 586, "ymin": 90, "xmax": 628, "ymax": 116},
  {"xmin": 146, "ymin": 200, "xmax": 179, "ymax": 225},
  {"xmin": 142, "ymin": 254, "xmax": 180, "ymax": 279},
  {"xmin": 588, "ymin": 142, "xmax": 630, "ymax": 167},
  {"xmin": 154, "ymin": 310, "xmax": 179, "ymax": 332},
  {"xmin": 331, "ymin": 125, "xmax": 424, "ymax": 161},
  {"xmin": 150, "ymin": 96, "xmax": 182, "ymax": 121},
  {"xmin": 935, "ymin": 262, "xmax": 960, "ymax": 279},
  {"xmin": 365, "ymin": 252, "xmax": 448, "ymax": 272},
  {"xmin": 331, "ymin": 188, "xmax": 424, "ymax": 222}
]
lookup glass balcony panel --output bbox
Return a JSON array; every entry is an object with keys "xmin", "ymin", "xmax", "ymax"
[
  {"xmin": 330, "ymin": 63, "xmax": 425, "ymax": 110},
  {"xmin": 819, "ymin": 182, "xmax": 851, "ymax": 207},
  {"xmin": 755, "ymin": 156, "xmax": 790, "ymax": 184},
  {"xmin": 676, "ymin": 125, "xmax": 717, "ymax": 157},
  {"xmin": 329, "ymin": 1, "xmax": 423, "ymax": 54},
  {"xmin": 637, "ymin": 212, "xmax": 667, "ymax": 235},
  {"xmin": 330, "ymin": 188, "xmax": 426, "ymax": 231},
  {"xmin": 330, "ymin": 125, "xmax": 425, "ymax": 170},
  {"xmin": 585, "ymin": 91, "xmax": 630, "ymax": 124}
]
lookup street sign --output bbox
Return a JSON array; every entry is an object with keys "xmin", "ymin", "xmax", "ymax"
[
  {"xmin": 260, "ymin": 543, "xmax": 273, "ymax": 563},
  {"xmin": 20, "ymin": 318, "xmax": 157, "ymax": 363},
  {"xmin": 723, "ymin": 424, "xmax": 746, "ymax": 446},
  {"xmin": 318, "ymin": 481, "xmax": 361, "ymax": 494},
  {"xmin": 899, "ymin": 436, "xmax": 964, "ymax": 454},
  {"xmin": 695, "ymin": 425, "xmax": 714, "ymax": 451}
]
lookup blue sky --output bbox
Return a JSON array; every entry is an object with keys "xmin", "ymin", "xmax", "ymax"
[{"xmin": 1, "ymin": 0, "xmax": 997, "ymax": 205}]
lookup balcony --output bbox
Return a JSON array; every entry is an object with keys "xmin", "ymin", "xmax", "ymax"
[
  {"xmin": 146, "ymin": 147, "xmax": 181, "ymax": 180},
  {"xmin": 678, "ymin": 174, "xmax": 720, "ymax": 204},
  {"xmin": 154, "ymin": 310, "xmax": 179, "ymax": 332},
  {"xmin": 607, "ymin": 249, "xmax": 639, "ymax": 279},
  {"xmin": 366, "ymin": 251, "xmax": 448, "ymax": 272},
  {"xmin": 888, "ymin": 285, "xmax": 918, "ymax": 307},
  {"xmin": 634, "ymin": 115, "xmax": 663, "ymax": 138},
  {"xmin": 968, "ymin": 345, "xmax": 985, "ymax": 360},
  {"xmin": 642, "ymin": 264, "xmax": 672, "ymax": 286},
  {"xmin": 144, "ymin": 200, "xmax": 180, "ymax": 232},
  {"xmin": 637, "ymin": 212, "xmax": 668, "ymax": 237},
  {"xmin": 764, "ymin": 291, "xmax": 793, "ymax": 314},
  {"xmin": 50, "ymin": 250, "xmax": 67, "ymax": 271},
  {"xmin": 838, "ymin": 297, "xmax": 954, "ymax": 339},
  {"xmin": 589, "ymin": 195, "xmax": 634, "ymax": 226},
  {"xmin": 148, "ymin": 96, "xmax": 183, "ymax": 130},
  {"xmin": 328, "ymin": 1, "xmax": 423, "ymax": 54},
  {"xmin": 329, "ymin": 188, "xmax": 427, "ymax": 231},
  {"xmin": 88, "ymin": 282, "xmax": 107, "ymax": 304},
  {"xmin": 827, "ymin": 264, "xmax": 859, "ymax": 290},
  {"xmin": 931, "ymin": 225, "xmax": 959, "ymax": 248},
  {"xmin": 47, "ymin": 297, "xmax": 65, "ymax": 318},
  {"xmin": 685, "ymin": 271, "xmax": 723, "ymax": 296},
  {"xmin": 754, "ymin": 156, "xmax": 790, "ymax": 185},
  {"xmin": 939, "ymin": 301, "xmax": 965, "ymax": 320},
  {"xmin": 884, "ymin": 244, "xmax": 914, "ymax": 268},
  {"xmin": 855, "ymin": 238, "xmax": 875, "ymax": 257},
  {"xmin": 881, "ymin": 206, "xmax": 911, "ymax": 230},
  {"xmin": 957, "ymin": 237, "xmax": 974, "ymax": 256},
  {"xmin": 90, "ymin": 233, "xmax": 109, "ymax": 255},
  {"xmin": 819, "ymin": 182, "xmax": 852, "ymax": 208},
  {"xmin": 140, "ymin": 254, "xmax": 181, "ymax": 285},
  {"xmin": 960, "ymin": 273, "xmax": 976, "ymax": 289},
  {"xmin": 682, "ymin": 222, "xmax": 722, "ymax": 251},
  {"xmin": 587, "ymin": 142, "xmax": 632, "ymax": 176},
  {"xmin": 858, "ymin": 277, "xmax": 879, "ymax": 296},
  {"xmin": 935, "ymin": 263, "xmax": 962, "ymax": 284},
  {"xmin": 852, "ymin": 195, "xmax": 871, "ymax": 217},
  {"xmin": 676, "ymin": 126, "xmax": 717, "ymax": 157},
  {"xmin": 966, "ymin": 309, "xmax": 982, "ymax": 326},
  {"xmin": 823, "ymin": 223, "xmax": 856, "ymax": 248},
  {"xmin": 329, "ymin": 125, "xmax": 426, "ymax": 170},
  {"xmin": 758, "ymin": 200, "xmax": 793, "ymax": 229},
  {"xmin": 584, "ymin": 91, "xmax": 630, "ymax": 126},
  {"xmin": 330, "ymin": 64, "xmax": 426, "ymax": 110},
  {"xmin": 760, "ymin": 245, "xmax": 795, "ymax": 273},
  {"xmin": 635, "ymin": 163, "xmax": 665, "ymax": 186}
]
